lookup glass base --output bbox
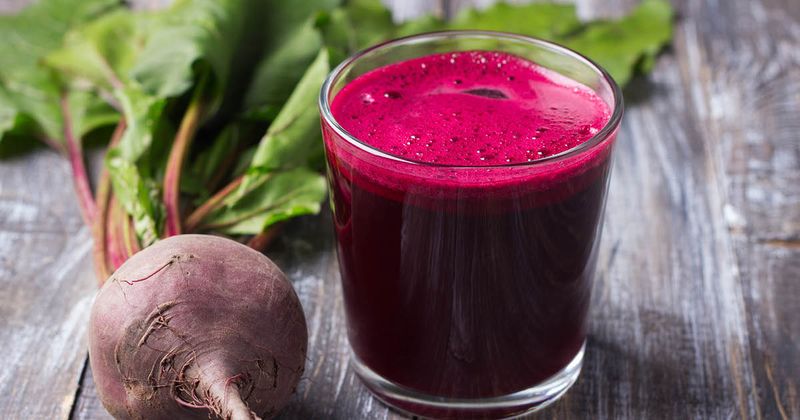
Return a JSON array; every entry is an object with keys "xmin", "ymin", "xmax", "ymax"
[{"xmin": 352, "ymin": 343, "xmax": 585, "ymax": 419}]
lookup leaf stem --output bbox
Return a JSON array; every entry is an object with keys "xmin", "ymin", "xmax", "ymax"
[
  {"xmin": 246, "ymin": 223, "xmax": 284, "ymax": 252},
  {"xmin": 92, "ymin": 119, "xmax": 126, "ymax": 283},
  {"xmin": 60, "ymin": 94, "xmax": 97, "ymax": 226},
  {"xmin": 106, "ymin": 196, "xmax": 129, "ymax": 270},
  {"xmin": 163, "ymin": 71, "xmax": 210, "ymax": 237},
  {"xmin": 38, "ymin": 134, "xmax": 66, "ymax": 154},
  {"xmin": 122, "ymin": 213, "xmax": 141, "ymax": 257},
  {"xmin": 186, "ymin": 171, "xmax": 277, "ymax": 232},
  {"xmin": 196, "ymin": 190, "xmax": 299, "ymax": 231},
  {"xmin": 184, "ymin": 175, "xmax": 243, "ymax": 232}
]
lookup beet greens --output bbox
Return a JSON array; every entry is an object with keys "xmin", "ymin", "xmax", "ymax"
[{"xmin": 0, "ymin": 0, "xmax": 672, "ymax": 282}]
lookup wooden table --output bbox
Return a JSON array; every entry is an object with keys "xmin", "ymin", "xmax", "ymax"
[{"xmin": 1, "ymin": 0, "xmax": 797, "ymax": 418}]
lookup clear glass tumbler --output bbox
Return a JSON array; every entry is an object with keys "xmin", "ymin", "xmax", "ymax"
[{"xmin": 319, "ymin": 31, "xmax": 622, "ymax": 418}]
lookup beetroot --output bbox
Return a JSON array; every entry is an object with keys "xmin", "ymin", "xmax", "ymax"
[{"xmin": 89, "ymin": 234, "xmax": 307, "ymax": 420}]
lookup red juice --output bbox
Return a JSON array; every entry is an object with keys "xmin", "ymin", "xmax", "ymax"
[{"xmin": 323, "ymin": 50, "xmax": 616, "ymax": 407}]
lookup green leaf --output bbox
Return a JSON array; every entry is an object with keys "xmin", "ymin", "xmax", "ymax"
[
  {"xmin": 203, "ymin": 167, "xmax": 327, "ymax": 235},
  {"xmin": 444, "ymin": 0, "xmax": 672, "ymax": 86},
  {"xmin": 67, "ymin": 88, "xmax": 120, "ymax": 139},
  {"xmin": 41, "ymin": 6, "xmax": 181, "ymax": 245},
  {"xmin": 104, "ymin": 85, "xmax": 172, "ymax": 243},
  {"xmin": 339, "ymin": 0, "xmax": 395, "ymax": 50},
  {"xmin": 131, "ymin": 0, "xmax": 340, "ymax": 104},
  {"xmin": 236, "ymin": 0, "xmax": 341, "ymax": 116},
  {"xmin": 204, "ymin": 48, "xmax": 332, "ymax": 234},
  {"xmin": 0, "ymin": 86, "xmax": 22, "ymax": 139},
  {"xmin": 396, "ymin": 14, "xmax": 445, "ymax": 37},
  {"xmin": 106, "ymin": 147, "xmax": 162, "ymax": 246},
  {"xmin": 449, "ymin": 2, "xmax": 582, "ymax": 39},
  {"xmin": 130, "ymin": 0, "xmax": 241, "ymax": 98},
  {"xmin": 232, "ymin": 146, "xmax": 257, "ymax": 178},
  {"xmin": 242, "ymin": 49, "xmax": 330, "ymax": 183},
  {"xmin": 242, "ymin": 20, "xmax": 324, "ymax": 117},
  {"xmin": 43, "ymin": 9, "xmax": 169, "ymax": 164},
  {"xmin": 0, "ymin": 86, "xmax": 39, "ymax": 156},
  {"xmin": 44, "ymin": 9, "xmax": 146, "ymax": 91},
  {"xmin": 315, "ymin": 0, "xmax": 397, "ymax": 58},
  {"xmin": 562, "ymin": 0, "xmax": 673, "ymax": 86},
  {"xmin": 0, "ymin": 0, "xmax": 120, "ymax": 151},
  {"xmin": 0, "ymin": 84, "xmax": 43, "ymax": 156},
  {"xmin": 114, "ymin": 86, "xmax": 168, "ymax": 162},
  {"xmin": 0, "ymin": 0, "xmax": 118, "ymax": 78}
]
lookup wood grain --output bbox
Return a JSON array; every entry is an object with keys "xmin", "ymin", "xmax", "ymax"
[
  {"xmin": 0, "ymin": 149, "xmax": 96, "ymax": 419},
  {"xmin": 0, "ymin": 0, "xmax": 797, "ymax": 419},
  {"xmin": 676, "ymin": 0, "xmax": 800, "ymax": 417}
]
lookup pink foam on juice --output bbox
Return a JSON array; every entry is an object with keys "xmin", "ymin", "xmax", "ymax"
[{"xmin": 331, "ymin": 50, "xmax": 610, "ymax": 167}]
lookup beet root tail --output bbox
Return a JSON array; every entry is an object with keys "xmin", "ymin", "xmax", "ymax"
[{"xmin": 185, "ymin": 364, "xmax": 263, "ymax": 420}]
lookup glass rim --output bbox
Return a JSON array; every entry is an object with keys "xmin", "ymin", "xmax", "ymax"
[{"xmin": 319, "ymin": 30, "xmax": 624, "ymax": 169}]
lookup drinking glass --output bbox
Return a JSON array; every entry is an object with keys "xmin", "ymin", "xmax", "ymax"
[{"xmin": 319, "ymin": 31, "xmax": 622, "ymax": 418}]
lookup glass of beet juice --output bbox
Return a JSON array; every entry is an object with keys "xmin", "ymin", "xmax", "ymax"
[{"xmin": 319, "ymin": 31, "xmax": 622, "ymax": 418}]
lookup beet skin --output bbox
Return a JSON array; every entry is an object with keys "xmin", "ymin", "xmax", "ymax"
[{"xmin": 89, "ymin": 234, "xmax": 308, "ymax": 420}]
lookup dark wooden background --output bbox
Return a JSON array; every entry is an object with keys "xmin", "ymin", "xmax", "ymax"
[{"xmin": 0, "ymin": 0, "xmax": 797, "ymax": 419}]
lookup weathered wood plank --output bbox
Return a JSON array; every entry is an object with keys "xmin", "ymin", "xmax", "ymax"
[
  {"xmin": 69, "ymin": 362, "xmax": 111, "ymax": 420},
  {"xmin": 0, "ymin": 149, "xmax": 97, "ymax": 419},
  {"xmin": 676, "ymin": 0, "xmax": 800, "ymax": 417}
]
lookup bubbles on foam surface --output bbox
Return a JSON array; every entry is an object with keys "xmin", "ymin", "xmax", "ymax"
[
  {"xmin": 361, "ymin": 93, "xmax": 375, "ymax": 104},
  {"xmin": 331, "ymin": 50, "xmax": 610, "ymax": 166},
  {"xmin": 384, "ymin": 91, "xmax": 401, "ymax": 99}
]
